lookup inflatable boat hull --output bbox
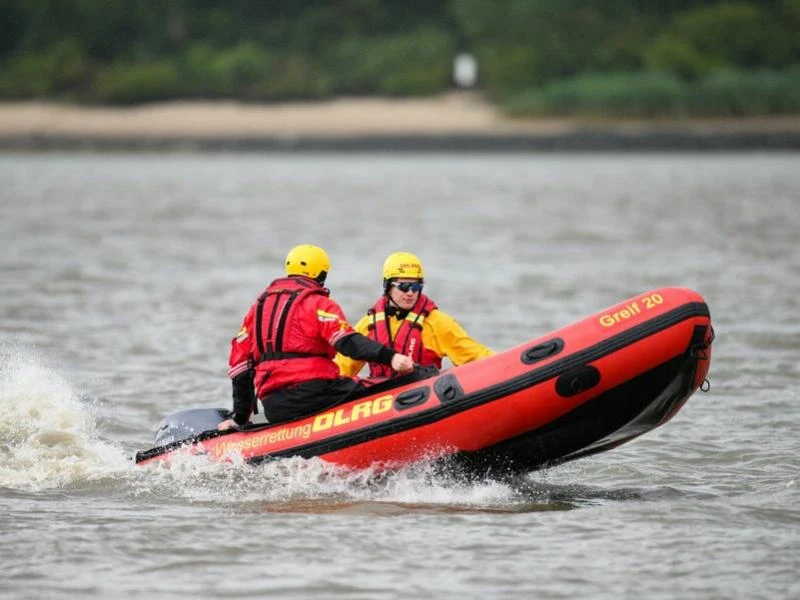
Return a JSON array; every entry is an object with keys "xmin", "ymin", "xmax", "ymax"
[{"xmin": 135, "ymin": 287, "xmax": 713, "ymax": 476}]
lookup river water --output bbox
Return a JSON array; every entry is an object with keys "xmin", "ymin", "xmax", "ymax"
[{"xmin": 1, "ymin": 152, "xmax": 798, "ymax": 599}]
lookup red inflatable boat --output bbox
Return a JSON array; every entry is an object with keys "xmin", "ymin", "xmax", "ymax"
[{"xmin": 135, "ymin": 287, "xmax": 713, "ymax": 476}]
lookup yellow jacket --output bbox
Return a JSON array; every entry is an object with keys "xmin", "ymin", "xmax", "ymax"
[{"xmin": 336, "ymin": 307, "xmax": 494, "ymax": 377}]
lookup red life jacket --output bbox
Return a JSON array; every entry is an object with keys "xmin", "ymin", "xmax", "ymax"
[
  {"xmin": 367, "ymin": 294, "xmax": 441, "ymax": 378},
  {"xmin": 252, "ymin": 276, "xmax": 340, "ymax": 397}
]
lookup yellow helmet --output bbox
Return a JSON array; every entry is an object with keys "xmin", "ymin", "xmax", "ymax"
[
  {"xmin": 285, "ymin": 244, "xmax": 331, "ymax": 282},
  {"xmin": 383, "ymin": 252, "xmax": 424, "ymax": 281}
]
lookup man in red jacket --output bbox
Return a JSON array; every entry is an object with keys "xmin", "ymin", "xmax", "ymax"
[{"xmin": 218, "ymin": 245, "xmax": 414, "ymax": 429}]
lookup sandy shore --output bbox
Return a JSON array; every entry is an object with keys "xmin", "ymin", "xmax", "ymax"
[
  {"xmin": 0, "ymin": 94, "xmax": 572, "ymax": 137},
  {"xmin": 1, "ymin": 93, "xmax": 799, "ymax": 150}
]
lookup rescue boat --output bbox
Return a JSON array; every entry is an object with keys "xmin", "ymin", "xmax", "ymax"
[{"xmin": 134, "ymin": 287, "xmax": 713, "ymax": 477}]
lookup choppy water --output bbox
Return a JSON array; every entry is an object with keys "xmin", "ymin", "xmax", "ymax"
[{"xmin": 1, "ymin": 152, "xmax": 798, "ymax": 599}]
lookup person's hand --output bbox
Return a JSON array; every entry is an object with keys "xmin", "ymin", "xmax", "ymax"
[
  {"xmin": 391, "ymin": 353, "xmax": 414, "ymax": 373},
  {"xmin": 217, "ymin": 418, "xmax": 241, "ymax": 431}
]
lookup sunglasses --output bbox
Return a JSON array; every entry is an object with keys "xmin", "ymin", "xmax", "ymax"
[{"xmin": 391, "ymin": 281, "xmax": 424, "ymax": 293}]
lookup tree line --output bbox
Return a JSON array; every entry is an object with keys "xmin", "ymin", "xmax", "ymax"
[{"xmin": 1, "ymin": 0, "xmax": 799, "ymax": 117}]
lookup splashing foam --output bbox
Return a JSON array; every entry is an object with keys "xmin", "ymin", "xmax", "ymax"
[
  {"xmin": 0, "ymin": 345, "xmax": 130, "ymax": 491},
  {"xmin": 131, "ymin": 448, "xmax": 521, "ymax": 511}
]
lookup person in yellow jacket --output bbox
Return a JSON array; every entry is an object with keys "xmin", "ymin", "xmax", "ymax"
[{"xmin": 336, "ymin": 252, "xmax": 494, "ymax": 379}]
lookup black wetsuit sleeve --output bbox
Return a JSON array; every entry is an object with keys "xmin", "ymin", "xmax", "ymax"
[
  {"xmin": 231, "ymin": 370, "xmax": 255, "ymax": 425},
  {"xmin": 334, "ymin": 332, "xmax": 395, "ymax": 366}
]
